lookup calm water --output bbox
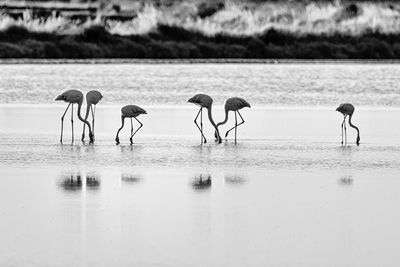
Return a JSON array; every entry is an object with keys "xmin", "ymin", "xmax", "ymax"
[
  {"xmin": 1, "ymin": 63, "xmax": 400, "ymax": 266},
  {"xmin": 0, "ymin": 63, "xmax": 400, "ymax": 106}
]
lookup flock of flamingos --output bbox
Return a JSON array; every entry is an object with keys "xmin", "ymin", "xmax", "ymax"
[{"xmin": 55, "ymin": 89, "xmax": 361, "ymax": 145}]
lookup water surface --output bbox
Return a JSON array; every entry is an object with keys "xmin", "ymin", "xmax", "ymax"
[
  {"xmin": 1, "ymin": 63, "xmax": 400, "ymax": 107},
  {"xmin": 1, "ymin": 63, "xmax": 400, "ymax": 266}
]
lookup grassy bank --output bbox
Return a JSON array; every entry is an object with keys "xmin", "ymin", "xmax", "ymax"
[{"xmin": 0, "ymin": 25, "xmax": 400, "ymax": 59}]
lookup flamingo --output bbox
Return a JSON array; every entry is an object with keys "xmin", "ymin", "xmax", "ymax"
[
  {"xmin": 82, "ymin": 90, "xmax": 103, "ymax": 141},
  {"xmin": 55, "ymin": 90, "xmax": 93, "ymax": 143},
  {"xmin": 216, "ymin": 97, "xmax": 251, "ymax": 144},
  {"xmin": 115, "ymin": 105, "xmax": 147, "ymax": 145},
  {"xmin": 336, "ymin": 103, "xmax": 360, "ymax": 145},
  {"xmin": 187, "ymin": 94, "xmax": 222, "ymax": 144}
]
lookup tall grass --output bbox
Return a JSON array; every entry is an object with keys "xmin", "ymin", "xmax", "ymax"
[{"xmin": 1, "ymin": 1, "xmax": 400, "ymax": 36}]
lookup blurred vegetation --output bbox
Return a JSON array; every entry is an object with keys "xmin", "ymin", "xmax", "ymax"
[{"xmin": 1, "ymin": 25, "xmax": 400, "ymax": 59}]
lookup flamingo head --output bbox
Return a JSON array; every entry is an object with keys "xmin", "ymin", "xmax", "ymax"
[
  {"xmin": 55, "ymin": 95, "xmax": 65, "ymax": 101},
  {"xmin": 89, "ymin": 132, "xmax": 94, "ymax": 143}
]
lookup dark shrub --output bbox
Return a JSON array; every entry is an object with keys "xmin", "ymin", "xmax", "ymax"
[
  {"xmin": 357, "ymin": 38, "xmax": 394, "ymax": 59},
  {"xmin": 59, "ymin": 37, "xmax": 104, "ymax": 58},
  {"xmin": 148, "ymin": 41, "xmax": 178, "ymax": 58},
  {"xmin": 80, "ymin": 26, "xmax": 114, "ymax": 43},
  {"xmin": 261, "ymin": 28, "xmax": 293, "ymax": 45},
  {"xmin": 197, "ymin": 42, "xmax": 221, "ymax": 58},
  {"xmin": 247, "ymin": 37, "xmax": 266, "ymax": 57},
  {"xmin": 0, "ymin": 42, "xmax": 25, "ymax": 58},
  {"xmin": 4, "ymin": 26, "xmax": 30, "ymax": 42},
  {"xmin": 222, "ymin": 44, "xmax": 247, "ymax": 58},
  {"xmin": 113, "ymin": 40, "xmax": 147, "ymax": 58},
  {"xmin": 173, "ymin": 42, "xmax": 202, "ymax": 58},
  {"xmin": 157, "ymin": 24, "xmax": 195, "ymax": 42}
]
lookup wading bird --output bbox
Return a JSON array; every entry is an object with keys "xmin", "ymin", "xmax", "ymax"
[
  {"xmin": 217, "ymin": 97, "xmax": 251, "ymax": 144},
  {"xmin": 188, "ymin": 94, "xmax": 221, "ymax": 144},
  {"xmin": 82, "ymin": 90, "xmax": 103, "ymax": 141},
  {"xmin": 115, "ymin": 105, "xmax": 147, "ymax": 145},
  {"xmin": 55, "ymin": 90, "xmax": 93, "ymax": 143},
  {"xmin": 336, "ymin": 103, "xmax": 360, "ymax": 145}
]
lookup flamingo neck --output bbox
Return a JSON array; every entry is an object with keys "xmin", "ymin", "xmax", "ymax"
[
  {"xmin": 85, "ymin": 100, "xmax": 91, "ymax": 120},
  {"xmin": 217, "ymin": 108, "xmax": 229, "ymax": 127},
  {"xmin": 77, "ymin": 101, "xmax": 92, "ymax": 134},
  {"xmin": 116, "ymin": 116, "xmax": 125, "ymax": 136},
  {"xmin": 207, "ymin": 106, "xmax": 221, "ymax": 141},
  {"xmin": 348, "ymin": 114, "xmax": 360, "ymax": 143}
]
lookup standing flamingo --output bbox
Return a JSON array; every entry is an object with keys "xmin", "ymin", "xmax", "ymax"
[
  {"xmin": 55, "ymin": 90, "xmax": 93, "ymax": 143},
  {"xmin": 188, "ymin": 94, "xmax": 222, "ymax": 144},
  {"xmin": 82, "ymin": 90, "xmax": 103, "ymax": 141},
  {"xmin": 217, "ymin": 97, "xmax": 251, "ymax": 144},
  {"xmin": 115, "ymin": 105, "xmax": 147, "ymax": 145},
  {"xmin": 336, "ymin": 103, "xmax": 360, "ymax": 145}
]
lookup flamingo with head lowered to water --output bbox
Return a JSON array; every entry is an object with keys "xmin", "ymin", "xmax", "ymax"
[
  {"xmin": 82, "ymin": 90, "xmax": 103, "ymax": 141},
  {"xmin": 336, "ymin": 103, "xmax": 360, "ymax": 145},
  {"xmin": 217, "ymin": 97, "xmax": 251, "ymax": 144},
  {"xmin": 188, "ymin": 94, "xmax": 222, "ymax": 144},
  {"xmin": 55, "ymin": 90, "xmax": 93, "ymax": 143},
  {"xmin": 115, "ymin": 105, "xmax": 147, "ymax": 145}
]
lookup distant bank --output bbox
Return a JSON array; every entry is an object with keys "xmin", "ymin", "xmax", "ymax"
[
  {"xmin": 1, "ymin": 58, "xmax": 400, "ymax": 64},
  {"xmin": 0, "ymin": 25, "xmax": 400, "ymax": 60},
  {"xmin": 1, "ymin": 0, "xmax": 400, "ymax": 59}
]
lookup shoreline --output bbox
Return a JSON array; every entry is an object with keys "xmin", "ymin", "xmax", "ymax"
[{"xmin": 2, "ymin": 58, "xmax": 400, "ymax": 65}]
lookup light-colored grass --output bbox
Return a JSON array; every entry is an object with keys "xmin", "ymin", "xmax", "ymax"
[{"xmin": 1, "ymin": 1, "xmax": 400, "ymax": 36}]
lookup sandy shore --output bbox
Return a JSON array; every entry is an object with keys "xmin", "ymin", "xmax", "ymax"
[{"xmin": 1, "ymin": 105, "xmax": 400, "ymax": 266}]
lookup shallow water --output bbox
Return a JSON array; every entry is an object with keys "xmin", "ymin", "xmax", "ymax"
[
  {"xmin": 1, "ymin": 105, "xmax": 400, "ymax": 266},
  {"xmin": 1, "ymin": 63, "xmax": 400, "ymax": 266},
  {"xmin": 1, "ymin": 63, "xmax": 400, "ymax": 107}
]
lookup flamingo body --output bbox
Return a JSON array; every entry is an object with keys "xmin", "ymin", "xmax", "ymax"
[
  {"xmin": 115, "ymin": 105, "xmax": 147, "ymax": 145},
  {"xmin": 121, "ymin": 105, "xmax": 147, "ymax": 118},
  {"xmin": 86, "ymin": 90, "xmax": 103, "ymax": 105},
  {"xmin": 336, "ymin": 103, "xmax": 354, "ymax": 116},
  {"xmin": 55, "ymin": 89, "xmax": 84, "ymax": 104},
  {"xmin": 188, "ymin": 94, "xmax": 213, "ymax": 108},
  {"xmin": 188, "ymin": 94, "xmax": 221, "ymax": 144},
  {"xmin": 224, "ymin": 97, "xmax": 251, "ymax": 111}
]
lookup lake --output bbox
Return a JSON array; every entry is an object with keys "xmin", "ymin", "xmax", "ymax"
[{"xmin": 0, "ymin": 62, "xmax": 399, "ymax": 267}]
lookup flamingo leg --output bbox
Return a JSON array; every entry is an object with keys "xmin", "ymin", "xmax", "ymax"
[
  {"xmin": 225, "ymin": 110, "xmax": 245, "ymax": 138},
  {"xmin": 71, "ymin": 104, "xmax": 74, "ymax": 143},
  {"xmin": 193, "ymin": 108, "xmax": 207, "ymax": 144},
  {"xmin": 81, "ymin": 104, "xmax": 89, "ymax": 142},
  {"xmin": 234, "ymin": 111, "xmax": 238, "ymax": 144},
  {"xmin": 200, "ymin": 108, "xmax": 204, "ymax": 144},
  {"xmin": 115, "ymin": 116, "xmax": 125, "ymax": 145},
  {"xmin": 341, "ymin": 115, "xmax": 346, "ymax": 144},
  {"xmin": 60, "ymin": 103, "xmax": 71, "ymax": 143},
  {"xmin": 91, "ymin": 105, "xmax": 95, "ymax": 139},
  {"xmin": 130, "ymin": 118, "xmax": 134, "ymax": 144},
  {"xmin": 344, "ymin": 115, "xmax": 347, "ymax": 145},
  {"xmin": 131, "ymin": 117, "xmax": 144, "ymax": 138}
]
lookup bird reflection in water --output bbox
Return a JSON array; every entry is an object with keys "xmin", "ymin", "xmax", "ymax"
[
  {"xmin": 338, "ymin": 175, "xmax": 354, "ymax": 185},
  {"xmin": 86, "ymin": 173, "xmax": 100, "ymax": 190},
  {"xmin": 225, "ymin": 175, "xmax": 247, "ymax": 185},
  {"xmin": 121, "ymin": 174, "xmax": 141, "ymax": 183},
  {"xmin": 58, "ymin": 172, "xmax": 100, "ymax": 192},
  {"xmin": 59, "ymin": 173, "xmax": 83, "ymax": 192},
  {"xmin": 191, "ymin": 174, "xmax": 212, "ymax": 191}
]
